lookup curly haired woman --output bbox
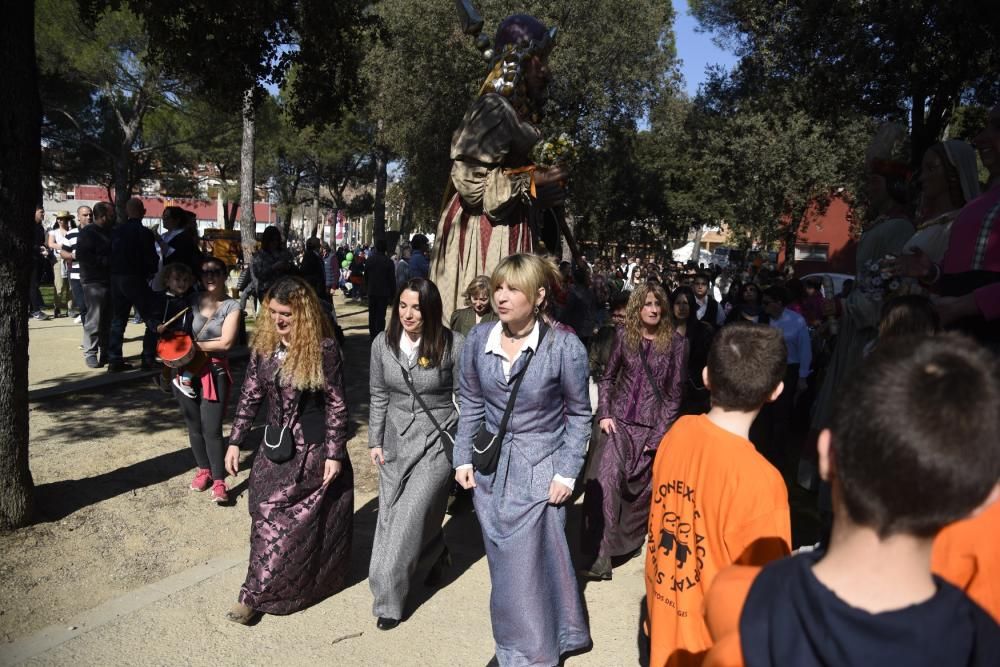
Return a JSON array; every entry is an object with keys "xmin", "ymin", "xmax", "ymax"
[
  {"xmin": 224, "ymin": 276, "xmax": 353, "ymax": 624},
  {"xmin": 581, "ymin": 283, "xmax": 688, "ymax": 580}
]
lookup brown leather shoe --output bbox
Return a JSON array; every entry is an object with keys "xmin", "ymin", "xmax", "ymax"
[{"xmin": 225, "ymin": 602, "xmax": 260, "ymax": 625}]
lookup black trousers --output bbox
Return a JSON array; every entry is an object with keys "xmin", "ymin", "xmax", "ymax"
[
  {"xmin": 368, "ymin": 294, "xmax": 390, "ymax": 341},
  {"xmin": 29, "ymin": 258, "xmax": 45, "ymax": 312},
  {"xmin": 108, "ymin": 274, "xmax": 158, "ymax": 363},
  {"xmin": 173, "ymin": 364, "xmax": 230, "ymax": 480}
]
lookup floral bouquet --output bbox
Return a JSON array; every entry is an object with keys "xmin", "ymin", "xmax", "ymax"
[
  {"xmin": 859, "ymin": 255, "xmax": 924, "ymax": 301},
  {"xmin": 532, "ymin": 132, "xmax": 578, "ymax": 168}
]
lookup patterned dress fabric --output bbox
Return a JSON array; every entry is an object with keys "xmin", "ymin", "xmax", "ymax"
[
  {"xmin": 228, "ymin": 338, "xmax": 353, "ymax": 615},
  {"xmin": 583, "ymin": 329, "xmax": 688, "ymax": 561},
  {"xmin": 454, "ymin": 324, "xmax": 593, "ymax": 667},
  {"xmin": 367, "ymin": 331, "xmax": 465, "ymax": 620}
]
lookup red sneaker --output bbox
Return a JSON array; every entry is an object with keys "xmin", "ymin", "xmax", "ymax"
[
  {"xmin": 190, "ymin": 468, "xmax": 212, "ymax": 492},
  {"xmin": 210, "ymin": 481, "xmax": 229, "ymax": 503}
]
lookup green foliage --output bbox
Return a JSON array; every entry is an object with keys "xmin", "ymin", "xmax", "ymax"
[
  {"xmin": 364, "ymin": 0, "xmax": 679, "ymax": 227},
  {"xmin": 688, "ymin": 0, "xmax": 1000, "ymax": 166}
]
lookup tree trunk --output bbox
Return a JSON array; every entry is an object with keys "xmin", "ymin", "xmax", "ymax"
[
  {"xmin": 373, "ymin": 146, "xmax": 389, "ymax": 242},
  {"xmin": 238, "ymin": 89, "xmax": 257, "ymax": 266},
  {"xmin": 312, "ymin": 159, "xmax": 321, "ymax": 239},
  {"xmin": 113, "ymin": 154, "xmax": 130, "ymax": 224},
  {"xmin": 0, "ymin": 0, "xmax": 40, "ymax": 528},
  {"xmin": 690, "ymin": 224, "xmax": 703, "ymax": 264}
]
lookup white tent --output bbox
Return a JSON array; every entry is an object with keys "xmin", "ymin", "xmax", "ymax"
[{"xmin": 672, "ymin": 241, "xmax": 714, "ymax": 265}]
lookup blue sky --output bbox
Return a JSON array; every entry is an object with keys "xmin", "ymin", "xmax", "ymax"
[{"xmin": 672, "ymin": 0, "xmax": 739, "ymax": 96}]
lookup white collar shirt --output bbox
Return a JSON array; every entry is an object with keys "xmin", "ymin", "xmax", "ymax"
[
  {"xmin": 484, "ymin": 319, "xmax": 539, "ymax": 381},
  {"xmin": 399, "ymin": 332, "xmax": 421, "ymax": 363}
]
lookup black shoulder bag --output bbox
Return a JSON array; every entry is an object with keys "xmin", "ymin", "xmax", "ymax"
[
  {"xmin": 400, "ymin": 367, "xmax": 457, "ymax": 464},
  {"xmin": 262, "ymin": 370, "xmax": 303, "ymax": 463},
  {"xmin": 472, "ymin": 324, "xmax": 549, "ymax": 475}
]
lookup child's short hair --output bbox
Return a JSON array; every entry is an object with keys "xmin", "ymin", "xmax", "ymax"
[
  {"xmin": 831, "ymin": 334, "xmax": 1000, "ymax": 538},
  {"xmin": 877, "ymin": 295, "xmax": 940, "ymax": 344},
  {"xmin": 707, "ymin": 323, "xmax": 787, "ymax": 411},
  {"xmin": 160, "ymin": 262, "xmax": 194, "ymax": 285}
]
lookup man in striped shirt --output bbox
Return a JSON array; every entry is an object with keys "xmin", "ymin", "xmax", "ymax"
[{"xmin": 60, "ymin": 205, "xmax": 91, "ymax": 324}]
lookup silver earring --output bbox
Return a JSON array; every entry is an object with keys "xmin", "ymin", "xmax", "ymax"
[{"xmin": 533, "ymin": 305, "xmax": 540, "ymax": 315}]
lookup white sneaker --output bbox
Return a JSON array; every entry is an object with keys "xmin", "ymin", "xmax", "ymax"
[
  {"xmin": 171, "ymin": 376, "xmax": 197, "ymax": 399},
  {"xmin": 73, "ymin": 315, "xmax": 83, "ymax": 324}
]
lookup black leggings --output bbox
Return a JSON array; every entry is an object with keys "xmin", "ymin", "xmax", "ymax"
[{"xmin": 174, "ymin": 368, "xmax": 230, "ymax": 480}]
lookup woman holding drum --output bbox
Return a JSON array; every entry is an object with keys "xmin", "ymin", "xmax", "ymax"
[{"xmin": 169, "ymin": 256, "xmax": 242, "ymax": 503}]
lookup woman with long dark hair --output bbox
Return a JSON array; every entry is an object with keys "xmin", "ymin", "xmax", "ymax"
[
  {"xmin": 368, "ymin": 277, "xmax": 464, "ymax": 630},
  {"xmin": 581, "ymin": 283, "xmax": 688, "ymax": 580},
  {"xmin": 224, "ymin": 276, "xmax": 353, "ymax": 624},
  {"xmin": 670, "ymin": 285, "xmax": 715, "ymax": 415}
]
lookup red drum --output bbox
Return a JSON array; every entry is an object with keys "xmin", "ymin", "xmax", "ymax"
[{"xmin": 157, "ymin": 332, "xmax": 195, "ymax": 368}]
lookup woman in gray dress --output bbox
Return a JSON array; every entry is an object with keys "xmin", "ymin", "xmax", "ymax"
[
  {"xmin": 368, "ymin": 278, "xmax": 464, "ymax": 630},
  {"xmin": 454, "ymin": 254, "xmax": 593, "ymax": 667}
]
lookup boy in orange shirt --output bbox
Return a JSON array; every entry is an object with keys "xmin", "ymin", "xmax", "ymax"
[
  {"xmin": 704, "ymin": 335, "xmax": 1000, "ymax": 667},
  {"xmin": 645, "ymin": 323, "xmax": 792, "ymax": 667}
]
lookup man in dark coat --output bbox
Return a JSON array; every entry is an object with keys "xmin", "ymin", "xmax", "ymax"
[
  {"xmin": 365, "ymin": 238, "xmax": 397, "ymax": 340},
  {"xmin": 299, "ymin": 237, "xmax": 329, "ymax": 303}
]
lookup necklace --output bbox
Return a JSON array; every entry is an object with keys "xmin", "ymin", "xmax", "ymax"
[{"xmin": 502, "ymin": 321, "xmax": 533, "ymax": 341}]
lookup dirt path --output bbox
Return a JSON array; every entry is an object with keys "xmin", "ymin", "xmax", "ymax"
[{"xmin": 3, "ymin": 296, "xmax": 380, "ymax": 643}]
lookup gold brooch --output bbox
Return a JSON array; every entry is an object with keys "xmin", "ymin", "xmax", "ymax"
[{"xmin": 417, "ymin": 356, "xmax": 431, "ymax": 368}]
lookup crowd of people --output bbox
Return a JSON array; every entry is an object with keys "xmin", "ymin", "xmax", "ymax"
[{"xmin": 26, "ymin": 101, "xmax": 1000, "ymax": 666}]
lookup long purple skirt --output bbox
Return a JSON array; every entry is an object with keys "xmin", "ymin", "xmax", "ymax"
[
  {"xmin": 582, "ymin": 420, "xmax": 659, "ymax": 560},
  {"xmin": 239, "ymin": 443, "xmax": 354, "ymax": 614}
]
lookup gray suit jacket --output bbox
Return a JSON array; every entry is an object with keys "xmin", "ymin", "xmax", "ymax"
[
  {"xmin": 454, "ymin": 322, "xmax": 593, "ymax": 479},
  {"xmin": 368, "ymin": 330, "xmax": 465, "ymax": 462}
]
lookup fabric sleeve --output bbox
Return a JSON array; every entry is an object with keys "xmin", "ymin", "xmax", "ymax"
[
  {"xmin": 597, "ymin": 329, "xmax": 624, "ymax": 420},
  {"xmin": 655, "ymin": 335, "xmax": 689, "ymax": 443},
  {"xmin": 368, "ymin": 334, "xmax": 388, "ymax": 449},
  {"xmin": 450, "ymin": 94, "xmax": 536, "ymax": 223},
  {"xmin": 454, "ymin": 329, "xmax": 485, "ymax": 468},
  {"xmin": 321, "ymin": 339, "xmax": 349, "ymax": 460},
  {"xmin": 702, "ymin": 566, "xmax": 760, "ymax": 667},
  {"xmin": 553, "ymin": 334, "xmax": 594, "ymax": 480},
  {"xmin": 973, "ymin": 282, "xmax": 1000, "ymax": 321},
  {"xmin": 725, "ymin": 505, "xmax": 792, "ymax": 567},
  {"xmin": 228, "ymin": 351, "xmax": 264, "ymax": 446}
]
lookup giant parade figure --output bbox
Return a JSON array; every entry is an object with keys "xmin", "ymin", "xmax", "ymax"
[{"xmin": 431, "ymin": 7, "xmax": 577, "ymax": 322}]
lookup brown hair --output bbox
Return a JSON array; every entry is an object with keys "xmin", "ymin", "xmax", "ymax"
[
  {"xmin": 832, "ymin": 334, "xmax": 1000, "ymax": 537},
  {"xmin": 707, "ymin": 323, "xmax": 786, "ymax": 411},
  {"xmin": 623, "ymin": 283, "xmax": 674, "ymax": 353}
]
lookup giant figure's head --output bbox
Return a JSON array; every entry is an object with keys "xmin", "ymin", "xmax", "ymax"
[{"xmin": 480, "ymin": 14, "xmax": 557, "ymax": 122}]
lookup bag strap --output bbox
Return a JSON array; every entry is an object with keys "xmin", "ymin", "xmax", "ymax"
[
  {"xmin": 639, "ymin": 341, "xmax": 664, "ymax": 406},
  {"xmin": 401, "ymin": 366, "xmax": 451, "ymax": 441},
  {"xmin": 495, "ymin": 323, "xmax": 549, "ymax": 441}
]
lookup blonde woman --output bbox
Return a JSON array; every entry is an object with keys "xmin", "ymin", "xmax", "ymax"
[
  {"xmin": 224, "ymin": 276, "xmax": 353, "ymax": 624},
  {"xmin": 454, "ymin": 254, "xmax": 593, "ymax": 667},
  {"xmin": 448, "ymin": 275, "xmax": 498, "ymax": 336},
  {"xmin": 581, "ymin": 283, "xmax": 688, "ymax": 580}
]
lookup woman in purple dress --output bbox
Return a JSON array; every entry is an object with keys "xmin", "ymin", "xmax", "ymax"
[
  {"xmin": 581, "ymin": 283, "xmax": 688, "ymax": 580},
  {"xmin": 223, "ymin": 276, "xmax": 353, "ymax": 624}
]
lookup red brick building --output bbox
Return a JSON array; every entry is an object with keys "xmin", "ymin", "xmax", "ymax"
[{"xmin": 778, "ymin": 195, "xmax": 858, "ymax": 276}]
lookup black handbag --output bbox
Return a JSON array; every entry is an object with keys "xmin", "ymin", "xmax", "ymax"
[
  {"xmin": 472, "ymin": 324, "xmax": 548, "ymax": 475},
  {"xmin": 262, "ymin": 373, "xmax": 304, "ymax": 464},
  {"xmin": 400, "ymin": 365, "xmax": 457, "ymax": 464}
]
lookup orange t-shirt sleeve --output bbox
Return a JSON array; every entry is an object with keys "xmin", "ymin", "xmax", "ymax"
[
  {"xmin": 702, "ymin": 566, "xmax": 760, "ymax": 667},
  {"xmin": 932, "ymin": 499, "xmax": 1000, "ymax": 624},
  {"xmin": 725, "ymin": 506, "xmax": 792, "ymax": 566}
]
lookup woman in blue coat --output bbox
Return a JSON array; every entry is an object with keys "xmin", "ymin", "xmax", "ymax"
[{"xmin": 454, "ymin": 254, "xmax": 593, "ymax": 667}]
